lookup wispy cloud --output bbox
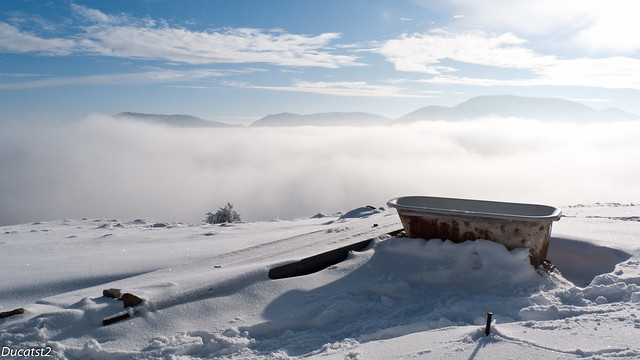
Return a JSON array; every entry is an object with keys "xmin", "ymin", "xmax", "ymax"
[
  {"xmin": 0, "ymin": 69, "xmax": 225, "ymax": 90},
  {"xmin": 70, "ymin": 3, "xmax": 124, "ymax": 24},
  {"xmin": 0, "ymin": 72, "xmax": 41, "ymax": 78},
  {"xmin": 565, "ymin": 98, "xmax": 611, "ymax": 104},
  {"xmin": 236, "ymin": 80, "xmax": 433, "ymax": 97},
  {"xmin": 79, "ymin": 26, "xmax": 358, "ymax": 67},
  {"xmin": 0, "ymin": 5, "xmax": 362, "ymax": 68},
  {"xmin": 379, "ymin": 30, "xmax": 640, "ymax": 90},
  {"xmin": 0, "ymin": 22, "xmax": 74, "ymax": 55}
]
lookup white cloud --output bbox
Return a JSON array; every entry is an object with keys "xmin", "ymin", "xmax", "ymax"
[
  {"xmin": 540, "ymin": 57, "xmax": 640, "ymax": 89},
  {"xmin": 379, "ymin": 31, "xmax": 552, "ymax": 74},
  {"xmin": 1, "ymin": 116, "xmax": 639, "ymax": 225},
  {"xmin": 71, "ymin": 3, "xmax": 121, "ymax": 24},
  {"xmin": 0, "ymin": 22, "xmax": 74, "ymax": 55},
  {"xmin": 77, "ymin": 26, "xmax": 359, "ymax": 67},
  {"xmin": 573, "ymin": 2, "xmax": 640, "ymax": 54},
  {"xmin": 1, "ymin": 6, "xmax": 361, "ymax": 68},
  {"xmin": 379, "ymin": 30, "xmax": 640, "ymax": 90},
  {"xmin": 416, "ymin": 0, "xmax": 640, "ymax": 55},
  {"xmin": 445, "ymin": 0, "xmax": 590, "ymax": 35},
  {"xmin": 238, "ymin": 80, "xmax": 432, "ymax": 98}
]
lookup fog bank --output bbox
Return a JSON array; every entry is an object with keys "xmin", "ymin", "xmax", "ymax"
[{"xmin": 1, "ymin": 116, "xmax": 639, "ymax": 225}]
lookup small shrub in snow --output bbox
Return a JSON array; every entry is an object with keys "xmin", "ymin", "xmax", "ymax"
[{"xmin": 206, "ymin": 203, "xmax": 242, "ymax": 224}]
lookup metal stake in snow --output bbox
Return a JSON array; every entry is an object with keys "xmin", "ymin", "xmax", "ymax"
[{"xmin": 485, "ymin": 312, "xmax": 493, "ymax": 336}]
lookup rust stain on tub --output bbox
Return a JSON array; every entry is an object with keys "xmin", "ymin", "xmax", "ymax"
[
  {"xmin": 398, "ymin": 213, "xmax": 553, "ymax": 263},
  {"xmin": 388, "ymin": 196, "xmax": 561, "ymax": 265}
]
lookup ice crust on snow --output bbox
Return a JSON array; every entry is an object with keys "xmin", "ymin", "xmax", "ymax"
[{"xmin": 1, "ymin": 204, "xmax": 640, "ymax": 359}]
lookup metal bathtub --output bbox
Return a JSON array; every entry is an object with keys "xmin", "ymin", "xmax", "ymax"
[{"xmin": 387, "ymin": 196, "xmax": 562, "ymax": 263}]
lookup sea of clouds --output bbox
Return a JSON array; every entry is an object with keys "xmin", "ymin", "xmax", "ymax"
[{"xmin": 1, "ymin": 115, "xmax": 639, "ymax": 225}]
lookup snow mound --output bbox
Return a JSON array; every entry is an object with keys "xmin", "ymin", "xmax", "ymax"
[
  {"xmin": 235, "ymin": 237, "xmax": 565, "ymax": 357},
  {"xmin": 2, "ymin": 204, "xmax": 640, "ymax": 359},
  {"xmin": 337, "ymin": 206, "xmax": 383, "ymax": 220}
]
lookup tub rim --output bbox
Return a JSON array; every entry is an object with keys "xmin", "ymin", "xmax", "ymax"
[{"xmin": 387, "ymin": 196, "xmax": 562, "ymax": 222}]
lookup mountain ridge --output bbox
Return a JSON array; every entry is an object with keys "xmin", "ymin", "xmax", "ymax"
[
  {"xmin": 396, "ymin": 95, "xmax": 640, "ymax": 123},
  {"xmin": 250, "ymin": 112, "xmax": 391, "ymax": 127},
  {"xmin": 113, "ymin": 112, "xmax": 236, "ymax": 127},
  {"xmin": 115, "ymin": 96, "xmax": 640, "ymax": 128}
]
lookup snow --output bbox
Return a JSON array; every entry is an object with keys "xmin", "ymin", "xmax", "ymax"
[{"xmin": 1, "ymin": 203, "xmax": 640, "ymax": 359}]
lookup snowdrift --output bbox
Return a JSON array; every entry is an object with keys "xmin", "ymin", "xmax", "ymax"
[{"xmin": 1, "ymin": 204, "xmax": 640, "ymax": 359}]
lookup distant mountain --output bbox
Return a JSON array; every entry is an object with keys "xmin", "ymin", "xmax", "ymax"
[
  {"xmin": 114, "ymin": 112, "xmax": 236, "ymax": 127},
  {"xmin": 250, "ymin": 112, "xmax": 391, "ymax": 127},
  {"xmin": 113, "ymin": 96, "xmax": 639, "ymax": 129},
  {"xmin": 396, "ymin": 95, "xmax": 640, "ymax": 123}
]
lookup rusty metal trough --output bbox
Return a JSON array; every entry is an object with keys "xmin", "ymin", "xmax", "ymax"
[{"xmin": 387, "ymin": 196, "xmax": 562, "ymax": 263}]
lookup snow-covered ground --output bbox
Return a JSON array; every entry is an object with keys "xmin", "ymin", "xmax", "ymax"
[{"xmin": 1, "ymin": 203, "xmax": 640, "ymax": 359}]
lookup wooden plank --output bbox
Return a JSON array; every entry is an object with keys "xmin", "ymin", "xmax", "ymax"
[
  {"xmin": 0, "ymin": 308, "xmax": 25, "ymax": 319},
  {"xmin": 269, "ymin": 229, "xmax": 403, "ymax": 279}
]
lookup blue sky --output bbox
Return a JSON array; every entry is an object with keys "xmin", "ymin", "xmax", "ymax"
[{"xmin": 2, "ymin": 0, "xmax": 640, "ymax": 124}]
